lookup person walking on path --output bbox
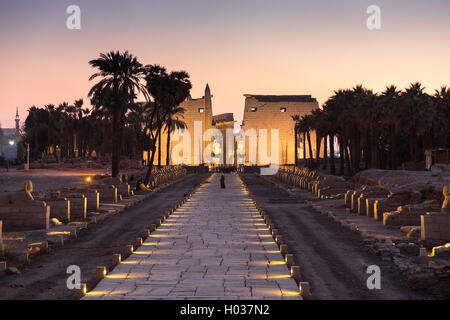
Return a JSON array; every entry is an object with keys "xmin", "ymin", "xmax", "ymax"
[{"xmin": 220, "ymin": 174, "xmax": 226, "ymax": 189}]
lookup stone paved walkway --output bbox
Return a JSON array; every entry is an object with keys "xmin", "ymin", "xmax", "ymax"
[{"xmin": 83, "ymin": 173, "xmax": 301, "ymax": 300}]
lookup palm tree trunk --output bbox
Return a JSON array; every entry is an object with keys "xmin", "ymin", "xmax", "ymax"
[
  {"xmin": 144, "ymin": 128, "xmax": 162, "ymax": 185},
  {"xmin": 322, "ymin": 135, "xmax": 328, "ymax": 170},
  {"xmin": 294, "ymin": 128, "xmax": 298, "ymax": 166},
  {"xmin": 329, "ymin": 135, "xmax": 335, "ymax": 174},
  {"xmin": 144, "ymin": 144, "xmax": 157, "ymax": 186},
  {"xmin": 315, "ymin": 134, "xmax": 321, "ymax": 169},
  {"xmin": 111, "ymin": 113, "xmax": 125, "ymax": 177},
  {"xmin": 352, "ymin": 125, "xmax": 360, "ymax": 173},
  {"xmin": 342, "ymin": 132, "xmax": 352, "ymax": 176},
  {"xmin": 410, "ymin": 128, "xmax": 417, "ymax": 162},
  {"xmin": 370, "ymin": 126, "xmax": 379, "ymax": 169},
  {"xmin": 390, "ymin": 124, "xmax": 396, "ymax": 170},
  {"xmin": 307, "ymin": 131, "xmax": 313, "ymax": 166},
  {"xmin": 157, "ymin": 128, "xmax": 162, "ymax": 168},
  {"xmin": 166, "ymin": 128, "xmax": 171, "ymax": 165},
  {"xmin": 344, "ymin": 137, "xmax": 352, "ymax": 176},
  {"xmin": 338, "ymin": 135, "xmax": 345, "ymax": 175},
  {"xmin": 303, "ymin": 132, "xmax": 306, "ymax": 163},
  {"xmin": 356, "ymin": 126, "xmax": 361, "ymax": 172}
]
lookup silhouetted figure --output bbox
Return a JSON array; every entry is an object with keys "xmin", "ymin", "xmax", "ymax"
[{"xmin": 220, "ymin": 174, "xmax": 226, "ymax": 189}]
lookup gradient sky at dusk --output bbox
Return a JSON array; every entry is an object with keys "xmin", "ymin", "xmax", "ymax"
[{"xmin": 1, "ymin": 0, "xmax": 449, "ymax": 130}]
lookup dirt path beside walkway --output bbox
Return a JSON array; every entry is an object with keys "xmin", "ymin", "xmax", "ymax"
[
  {"xmin": 240, "ymin": 173, "xmax": 435, "ymax": 300},
  {"xmin": 0, "ymin": 173, "xmax": 210, "ymax": 300}
]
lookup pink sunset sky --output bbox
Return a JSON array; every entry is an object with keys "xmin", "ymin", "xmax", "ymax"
[{"xmin": 1, "ymin": 0, "xmax": 449, "ymax": 131}]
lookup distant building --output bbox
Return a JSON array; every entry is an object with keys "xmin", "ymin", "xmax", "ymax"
[
  {"xmin": 240, "ymin": 95, "xmax": 321, "ymax": 165},
  {"xmin": 0, "ymin": 108, "xmax": 20, "ymax": 161}
]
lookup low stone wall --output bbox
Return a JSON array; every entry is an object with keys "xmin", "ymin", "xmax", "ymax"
[
  {"xmin": 151, "ymin": 166, "xmax": 188, "ymax": 188},
  {"xmin": 185, "ymin": 165, "xmax": 210, "ymax": 174},
  {"xmin": 274, "ymin": 166, "xmax": 352, "ymax": 200}
]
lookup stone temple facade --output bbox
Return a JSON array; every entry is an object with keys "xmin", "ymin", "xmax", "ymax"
[
  {"xmin": 152, "ymin": 85, "xmax": 320, "ymax": 166},
  {"xmin": 153, "ymin": 84, "xmax": 236, "ymax": 166},
  {"xmin": 240, "ymin": 94, "xmax": 320, "ymax": 165}
]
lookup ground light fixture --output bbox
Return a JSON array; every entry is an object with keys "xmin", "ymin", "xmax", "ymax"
[
  {"xmin": 285, "ymin": 254, "xmax": 294, "ymax": 267},
  {"xmin": 96, "ymin": 266, "xmax": 107, "ymax": 280},
  {"xmin": 299, "ymin": 282, "xmax": 311, "ymax": 299},
  {"xmin": 125, "ymin": 245, "xmax": 134, "ymax": 256},
  {"xmin": 112, "ymin": 254, "xmax": 121, "ymax": 266},
  {"xmin": 291, "ymin": 266, "xmax": 301, "ymax": 283},
  {"xmin": 75, "ymin": 283, "xmax": 87, "ymax": 297}
]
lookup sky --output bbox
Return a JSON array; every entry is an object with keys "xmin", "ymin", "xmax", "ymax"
[{"xmin": 1, "ymin": 0, "xmax": 449, "ymax": 131}]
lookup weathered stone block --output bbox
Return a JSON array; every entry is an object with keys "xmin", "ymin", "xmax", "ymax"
[
  {"xmin": 40, "ymin": 198, "xmax": 70, "ymax": 222},
  {"xmin": 94, "ymin": 186, "xmax": 117, "ymax": 203},
  {"xmin": 383, "ymin": 211, "xmax": 422, "ymax": 226},
  {"xmin": 374, "ymin": 201, "xmax": 398, "ymax": 221},
  {"xmin": 63, "ymin": 195, "xmax": 87, "ymax": 220},
  {"xmin": 80, "ymin": 190, "xmax": 99, "ymax": 210},
  {"xmin": 366, "ymin": 198, "xmax": 382, "ymax": 217},
  {"xmin": 345, "ymin": 191, "xmax": 352, "ymax": 208},
  {"xmin": 358, "ymin": 191, "xmax": 388, "ymax": 216},
  {"xmin": 421, "ymin": 213, "xmax": 450, "ymax": 241},
  {"xmin": 0, "ymin": 204, "xmax": 50, "ymax": 231}
]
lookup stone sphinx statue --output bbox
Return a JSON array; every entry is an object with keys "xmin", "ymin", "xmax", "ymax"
[
  {"xmin": 25, "ymin": 181, "xmax": 34, "ymax": 199},
  {"xmin": 443, "ymin": 186, "xmax": 450, "ymax": 213}
]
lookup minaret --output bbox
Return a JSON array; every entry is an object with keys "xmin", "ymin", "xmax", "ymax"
[{"xmin": 15, "ymin": 107, "xmax": 20, "ymax": 135}]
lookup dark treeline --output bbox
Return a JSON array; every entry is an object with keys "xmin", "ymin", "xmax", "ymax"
[
  {"xmin": 294, "ymin": 83, "xmax": 450, "ymax": 176},
  {"xmin": 21, "ymin": 50, "xmax": 191, "ymax": 185}
]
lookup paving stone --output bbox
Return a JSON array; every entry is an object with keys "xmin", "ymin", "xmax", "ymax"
[{"xmin": 83, "ymin": 174, "xmax": 301, "ymax": 300}]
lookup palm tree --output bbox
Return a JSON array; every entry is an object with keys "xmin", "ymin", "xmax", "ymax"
[
  {"xmin": 57, "ymin": 102, "xmax": 73, "ymax": 158},
  {"xmin": 88, "ymin": 51, "xmax": 146, "ymax": 177},
  {"xmin": 396, "ymin": 83, "xmax": 433, "ymax": 163},
  {"xmin": 378, "ymin": 86, "xmax": 401, "ymax": 169},
  {"xmin": 299, "ymin": 114, "xmax": 314, "ymax": 165},
  {"xmin": 322, "ymin": 97, "xmax": 339, "ymax": 175},
  {"xmin": 311, "ymin": 108, "xmax": 328, "ymax": 169},
  {"xmin": 165, "ymin": 106, "xmax": 187, "ymax": 165},
  {"xmin": 44, "ymin": 104, "xmax": 55, "ymax": 155},
  {"xmin": 433, "ymin": 86, "xmax": 450, "ymax": 149},
  {"xmin": 29, "ymin": 106, "xmax": 39, "ymax": 159},
  {"xmin": 143, "ymin": 65, "xmax": 191, "ymax": 185}
]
